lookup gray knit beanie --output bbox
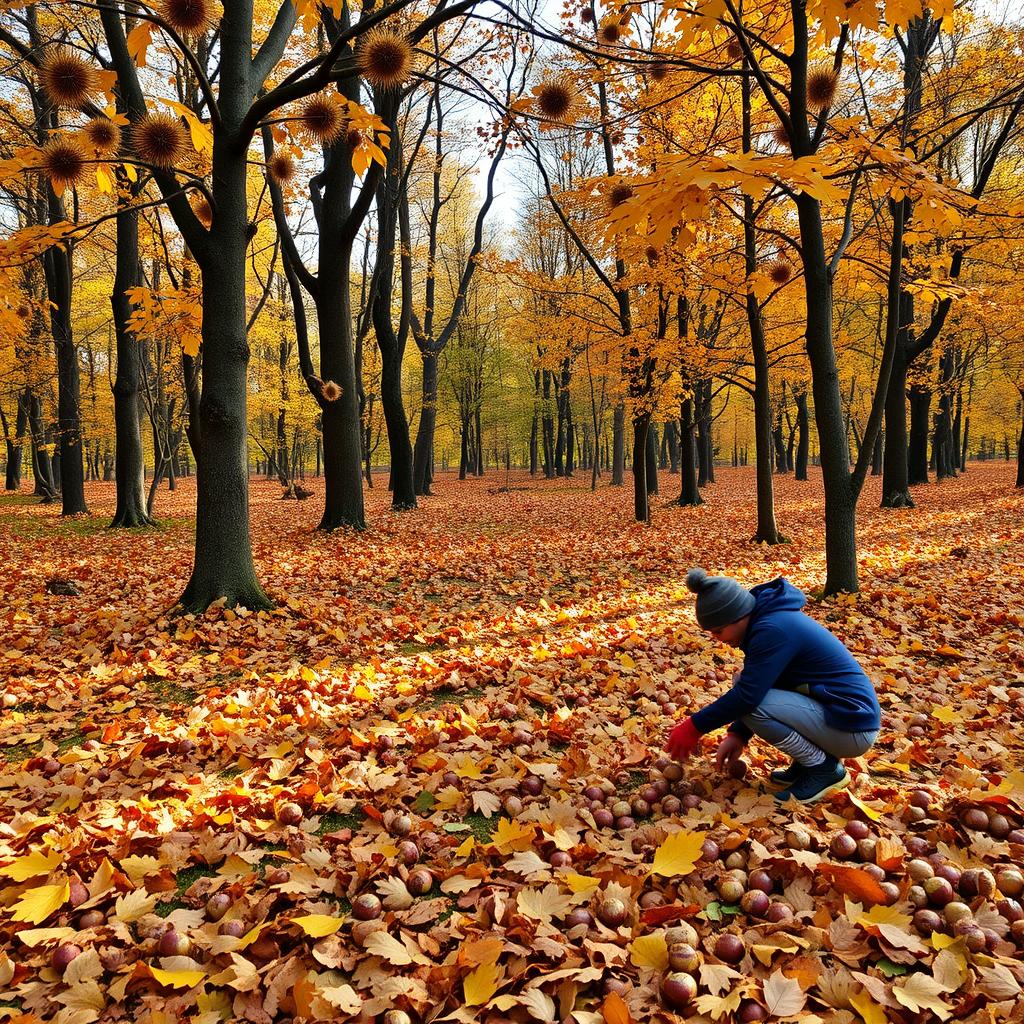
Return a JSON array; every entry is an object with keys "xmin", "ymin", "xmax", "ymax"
[{"xmin": 686, "ymin": 568, "xmax": 756, "ymax": 629}]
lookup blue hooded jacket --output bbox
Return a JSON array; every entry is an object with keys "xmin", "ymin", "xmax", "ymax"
[{"xmin": 690, "ymin": 578, "xmax": 881, "ymax": 738}]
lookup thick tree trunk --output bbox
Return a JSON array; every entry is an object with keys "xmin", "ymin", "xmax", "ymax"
[
  {"xmin": 27, "ymin": 391, "xmax": 55, "ymax": 498},
  {"xmin": 380, "ymin": 351, "xmax": 415, "ymax": 508},
  {"xmin": 45, "ymin": 241, "xmax": 88, "ymax": 516},
  {"xmin": 612, "ymin": 404, "xmax": 625, "ymax": 485},
  {"xmin": 880, "ymin": 344, "xmax": 915, "ymax": 506},
  {"xmin": 665, "ymin": 420, "xmax": 679, "ymax": 473},
  {"xmin": 678, "ymin": 400, "xmax": 702, "ymax": 506},
  {"xmin": 797, "ymin": 193, "xmax": 857, "ymax": 593},
  {"xmin": 871, "ymin": 432, "xmax": 882, "ymax": 476},
  {"xmin": 908, "ymin": 386, "xmax": 931, "ymax": 485},
  {"xmin": 413, "ymin": 351, "xmax": 438, "ymax": 495},
  {"xmin": 632, "ymin": 415, "xmax": 650, "ymax": 521},
  {"xmin": 696, "ymin": 381, "xmax": 713, "ymax": 486},
  {"xmin": 180, "ymin": 256, "xmax": 270, "ymax": 610},
  {"xmin": 4, "ymin": 396, "xmax": 26, "ymax": 490},
  {"xmin": 529, "ymin": 399, "xmax": 538, "ymax": 476},
  {"xmin": 109, "ymin": 201, "xmax": 153, "ymax": 527},
  {"xmin": 645, "ymin": 422, "xmax": 658, "ymax": 495},
  {"xmin": 1016, "ymin": 393, "xmax": 1024, "ymax": 487}
]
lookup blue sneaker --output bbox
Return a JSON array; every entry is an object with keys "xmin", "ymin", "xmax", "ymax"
[
  {"xmin": 769, "ymin": 761, "xmax": 800, "ymax": 787},
  {"xmin": 774, "ymin": 757, "xmax": 849, "ymax": 804}
]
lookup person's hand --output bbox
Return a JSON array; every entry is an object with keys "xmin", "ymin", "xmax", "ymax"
[
  {"xmin": 716, "ymin": 732, "xmax": 745, "ymax": 772},
  {"xmin": 665, "ymin": 717, "xmax": 701, "ymax": 761}
]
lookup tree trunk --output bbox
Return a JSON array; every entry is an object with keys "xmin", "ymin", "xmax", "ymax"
[
  {"xmin": 871, "ymin": 432, "xmax": 882, "ymax": 476},
  {"xmin": 109, "ymin": 200, "xmax": 153, "ymax": 527},
  {"xmin": 474, "ymin": 404, "xmax": 484, "ymax": 475},
  {"xmin": 529, "ymin": 395, "xmax": 538, "ymax": 476},
  {"xmin": 44, "ymin": 228, "xmax": 88, "ymax": 516},
  {"xmin": 678, "ymin": 400, "xmax": 702, "ymax": 506},
  {"xmin": 797, "ymin": 193, "xmax": 856, "ymax": 593},
  {"xmin": 180, "ymin": 253, "xmax": 270, "ymax": 610},
  {"xmin": 612, "ymin": 404, "xmax": 625, "ymax": 485},
  {"xmin": 645, "ymin": 422, "xmax": 658, "ymax": 495},
  {"xmin": 632, "ymin": 414, "xmax": 650, "ymax": 521},
  {"xmin": 379, "ymin": 350, "xmax": 415, "ymax": 508},
  {"xmin": 696, "ymin": 381, "xmax": 712, "ymax": 486},
  {"xmin": 908, "ymin": 385, "xmax": 931, "ymax": 485},
  {"xmin": 4, "ymin": 396, "xmax": 26, "ymax": 490},
  {"xmin": 1016, "ymin": 393, "xmax": 1024, "ymax": 487},
  {"xmin": 794, "ymin": 389, "xmax": 809, "ymax": 480}
]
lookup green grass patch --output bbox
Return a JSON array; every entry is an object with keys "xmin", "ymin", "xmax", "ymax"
[
  {"xmin": 0, "ymin": 738, "xmax": 42, "ymax": 761},
  {"xmin": 175, "ymin": 865, "xmax": 219, "ymax": 895},
  {"xmin": 626, "ymin": 769, "xmax": 647, "ymax": 792},
  {"xmin": 398, "ymin": 639, "xmax": 439, "ymax": 655},
  {"xmin": 56, "ymin": 728, "xmax": 86, "ymax": 753},
  {"xmin": 155, "ymin": 898, "xmax": 188, "ymax": 918},
  {"xmin": 218, "ymin": 764, "xmax": 244, "ymax": 780},
  {"xmin": 317, "ymin": 809, "xmax": 366, "ymax": 835},
  {"xmin": 422, "ymin": 685, "xmax": 485, "ymax": 710},
  {"xmin": 461, "ymin": 811, "xmax": 495, "ymax": 844},
  {"xmin": 144, "ymin": 677, "xmax": 199, "ymax": 706}
]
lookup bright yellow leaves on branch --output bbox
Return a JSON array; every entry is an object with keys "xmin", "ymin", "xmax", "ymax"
[{"xmin": 126, "ymin": 285, "xmax": 203, "ymax": 357}]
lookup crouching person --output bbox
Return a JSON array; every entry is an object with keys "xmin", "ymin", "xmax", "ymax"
[{"xmin": 665, "ymin": 568, "xmax": 881, "ymax": 804}]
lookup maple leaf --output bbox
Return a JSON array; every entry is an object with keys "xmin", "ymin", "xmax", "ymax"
[
  {"xmin": 762, "ymin": 971, "xmax": 806, "ymax": 1018},
  {"xmin": 892, "ymin": 974, "xmax": 952, "ymax": 1019},
  {"xmin": 472, "ymin": 791, "xmax": 502, "ymax": 817},
  {"xmin": 695, "ymin": 989, "xmax": 743, "ymax": 1020},
  {"xmin": 520, "ymin": 986, "xmax": 558, "ymax": 1022},
  {"xmin": 10, "ymin": 879, "xmax": 69, "ymax": 923},
  {"xmin": 0, "ymin": 849, "xmax": 62, "ymax": 881},
  {"xmin": 649, "ymin": 829, "xmax": 704, "ymax": 878},
  {"xmin": 362, "ymin": 929, "xmax": 414, "ymax": 965},
  {"xmin": 516, "ymin": 883, "xmax": 573, "ymax": 925},
  {"xmin": 376, "ymin": 875, "xmax": 414, "ymax": 910},
  {"xmin": 491, "ymin": 817, "xmax": 536, "ymax": 854}
]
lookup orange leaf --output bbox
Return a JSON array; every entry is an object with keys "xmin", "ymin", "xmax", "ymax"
[
  {"xmin": 817, "ymin": 864, "xmax": 888, "ymax": 905},
  {"xmin": 602, "ymin": 991, "xmax": 633, "ymax": 1024}
]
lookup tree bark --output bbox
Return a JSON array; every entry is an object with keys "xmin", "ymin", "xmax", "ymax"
[
  {"xmin": 794, "ymin": 388, "xmax": 809, "ymax": 480},
  {"xmin": 1016, "ymin": 391, "xmax": 1024, "ymax": 487},
  {"xmin": 908, "ymin": 385, "xmax": 931, "ymax": 485},
  {"xmin": 109, "ymin": 197, "xmax": 153, "ymax": 527},
  {"xmin": 632, "ymin": 415, "xmax": 650, "ymax": 521},
  {"xmin": 678, "ymin": 400, "xmax": 702, "ymax": 506},
  {"xmin": 3, "ymin": 396, "xmax": 26, "ymax": 490},
  {"xmin": 413, "ymin": 351, "xmax": 438, "ymax": 495},
  {"xmin": 612, "ymin": 404, "xmax": 625, "ymax": 485},
  {"xmin": 645, "ymin": 422, "xmax": 658, "ymax": 495}
]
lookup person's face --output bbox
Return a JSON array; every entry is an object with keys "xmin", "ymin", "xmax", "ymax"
[{"xmin": 706, "ymin": 615, "xmax": 750, "ymax": 648}]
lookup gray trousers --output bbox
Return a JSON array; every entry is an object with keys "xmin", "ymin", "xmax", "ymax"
[{"xmin": 741, "ymin": 688, "xmax": 878, "ymax": 759}]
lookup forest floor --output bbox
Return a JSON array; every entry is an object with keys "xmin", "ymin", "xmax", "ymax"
[{"xmin": 0, "ymin": 465, "xmax": 1022, "ymax": 1024}]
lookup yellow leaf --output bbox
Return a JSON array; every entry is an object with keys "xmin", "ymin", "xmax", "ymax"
[
  {"xmin": 291, "ymin": 914, "xmax": 344, "ymax": 937},
  {"xmin": 126, "ymin": 22, "xmax": 154, "ymax": 66},
  {"xmin": 96, "ymin": 167, "xmax": 113, "ymax": 194},
  {"xmin": 931, "ymin": 705, "xmax": 962, "ymax": 724},
  {"xmin": 847, "ymin": 792, "xmax": 884, "ymax": 821},
  {"xmin": 491, "ymin": 817, "xmax": 536, "ymax": 854},
  {"xmin": 0, "ymin": 849, "xmax": 62, "ymax": 881},
  {"xmin": 455, "ymin": 836, "xmax": 475, "ymax": 858},
  {"xmin": 650, "ymin": 829, "xmax": 704, "ymax": 878},
  {"xmin": 464, "ymin": 959, "xmax": 501, "ymax": 1006},
  {"xmin": 856, "ymin": 904, "xmax": 912, "ymax": 929},
  {"xmin": 563, "ymin": 872, "xmax": 601, "ymax": 895},
  {"xmin": 618, "ymin": 653, "xmax": 636, "ymax": 670},
  {"xmin": 892, "ymin": 974, "xmax": 951, "ymax": 1020},
  {"xmin": 453, "ymin": 755, "xmax": 484, "ymax": 780},
  {"xmin": 352, "ymin": 683, "xmax": 373, "ymax": 701},
  {"xmin": 237, "ymin": 921, "xmax": 270, "ymax": 949},
  {"xmin": 850, "ymin": 990, "xmax": 888, "ymax": 1024},
  {"xmin": 149, "ymin": 964, "xmax": 207, "ymax": 989},
  {"xmin": 629, "ymin": 932, "xmax": 668, "ymax": 971},
  {"xmin": 10, "ymin": 879, "xmax": 69, "ymax": 923}
]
